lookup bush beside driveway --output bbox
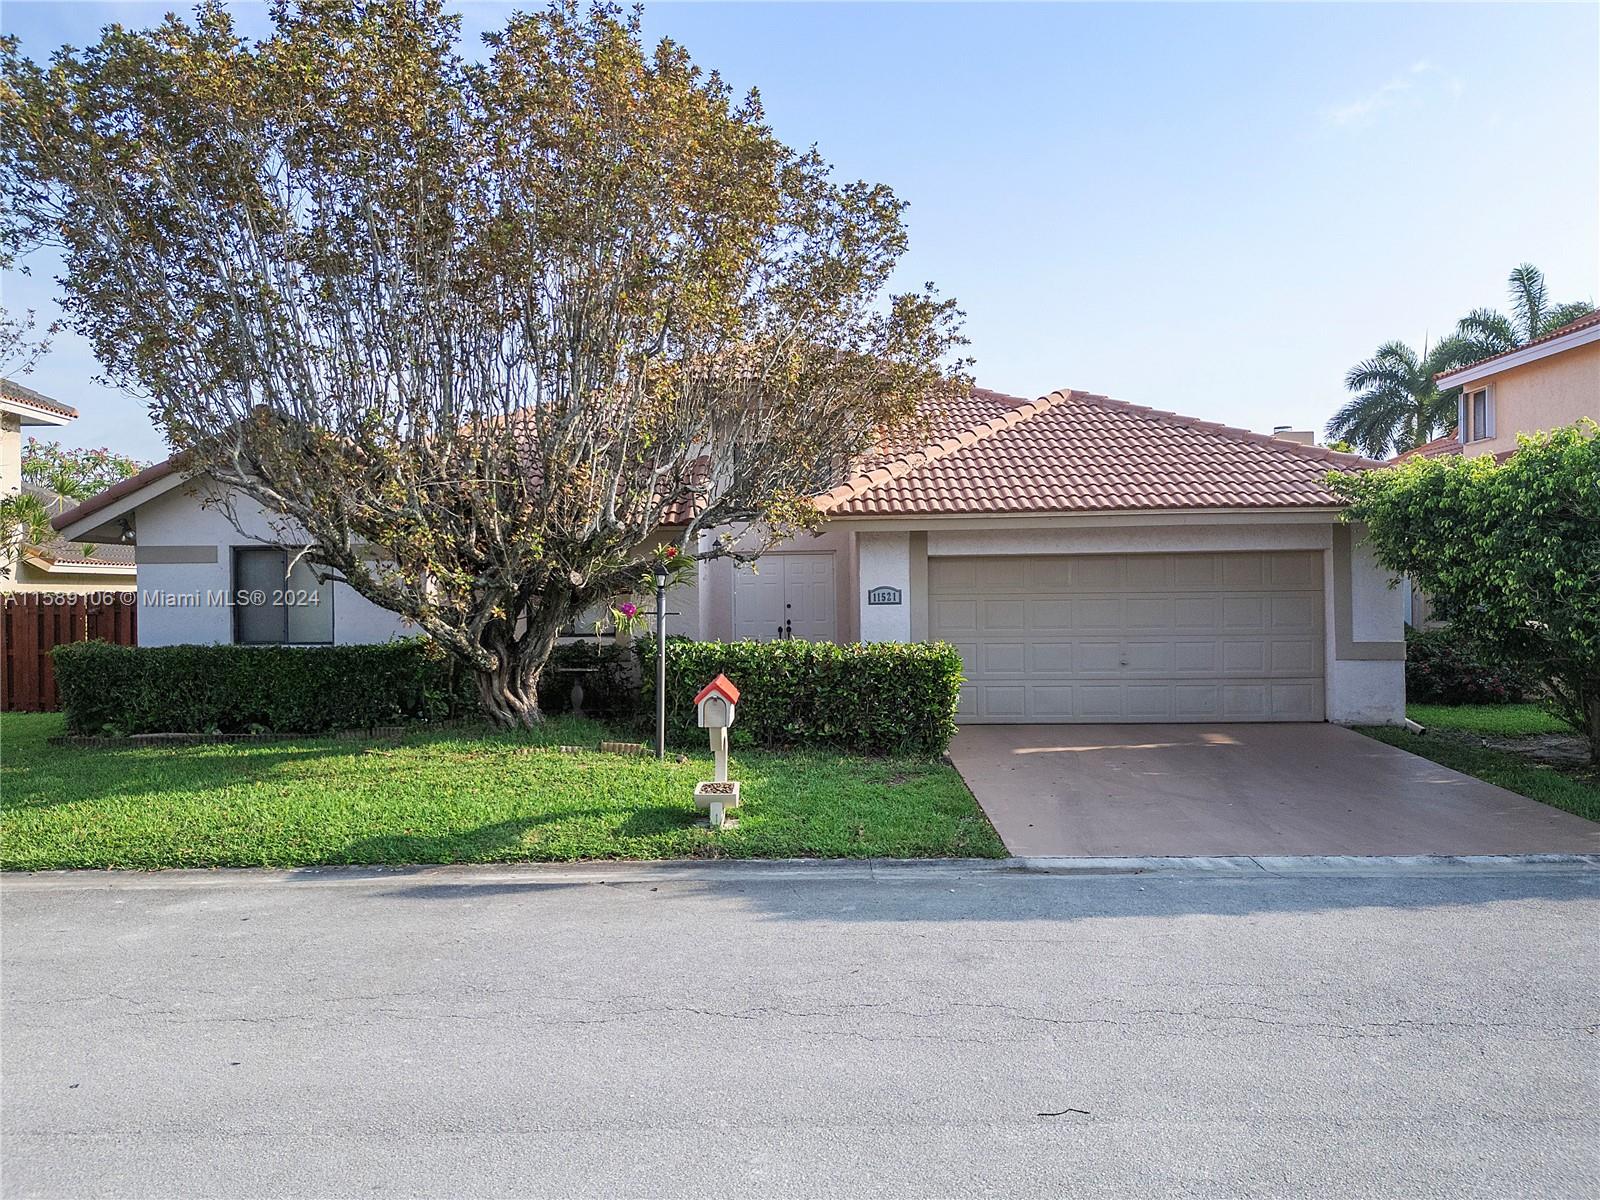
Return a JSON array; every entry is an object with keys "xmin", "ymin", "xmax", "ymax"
[{"xmin": 0, "ymin": 714, "xmax": 1004, "ymax": 871}]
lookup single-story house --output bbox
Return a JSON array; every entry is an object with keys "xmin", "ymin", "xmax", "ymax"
[{"xmin": 52, "ymin": 386, "xmax": 1406, "ymax": 725}]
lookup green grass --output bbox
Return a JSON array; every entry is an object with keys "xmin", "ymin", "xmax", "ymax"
[
  {"xmin": 1406, "ymin": 703, "xmax": 1572, "ymax": 737},
  {"xmin": 0, "ymin": 713, "xmax": 1005, "ymax": 870},
  {"xmin": 1360, "ymin": 725, "xmax": 1599, "ymax": 824}
]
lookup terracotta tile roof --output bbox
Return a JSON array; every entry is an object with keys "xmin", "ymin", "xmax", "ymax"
[
  {"xmin": 1389, "ymin": 432, "xmax": 1462, "ymax": 463},
  {"xmin": 1, "ymin": 377, "xmax": 78, "ymax": 419},
  {"xmin": 1435, "ymin": 307, "xmax": 1600, "ymax": 382},
  {"xmin": 816, "ymin": 389, "xmax": 1049, "ymax": 513},
  {"xmin": 856, "ymin": 386, "xmax": 1034, "ymax": 471},
  {"xmin": 824, "ymin": 389, "xmax": 1381, "ymax": 517}
]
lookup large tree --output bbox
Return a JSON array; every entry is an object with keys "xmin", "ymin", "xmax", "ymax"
[
  {"xmin": 1329, "ymin": 424, "xmax": 1600, "ymax": 761},
  {"xmin": 0, "ymin": 0, "xmax": 968, "ymax": 726}
]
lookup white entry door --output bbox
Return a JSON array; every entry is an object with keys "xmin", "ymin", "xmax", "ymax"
[{"xmin": 733, "ymin": 553, "xmax": 837, "ymax": 641}]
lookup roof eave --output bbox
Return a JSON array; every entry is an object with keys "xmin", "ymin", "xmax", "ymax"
[
  {"xmin": 1435, "ymin": 322, "xmax": 1600, "ymax": 387},
  {"xmin": 51, "ymin": 456, "xmax": 188, "ymax": 540}
]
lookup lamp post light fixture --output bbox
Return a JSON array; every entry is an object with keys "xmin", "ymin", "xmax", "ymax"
[{"xmin": 654, "ymin": 560, "xmax": 670, "ymax": 759}]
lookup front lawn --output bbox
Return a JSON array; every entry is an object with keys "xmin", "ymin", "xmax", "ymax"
[
  {"xmin": 1361, "ymin": 705, "xmax": 1598, "ymax": 824},
  {"xmin": 0, "ymin": 713, "xmax": 1004, "ymax": 870},
  {"xmin": 1406, "ymin": 703, "xmax": 1572, "ymax": 737}
]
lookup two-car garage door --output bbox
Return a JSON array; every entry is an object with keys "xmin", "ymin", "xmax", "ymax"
[{"xmin": 930, "ymin": 552, "xmax": 1325, "ymax": 722}]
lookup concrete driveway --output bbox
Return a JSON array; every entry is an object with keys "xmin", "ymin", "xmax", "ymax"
[{"xmin": 948, "ymin": 723, "xmax": 1600, "ymax": 857}]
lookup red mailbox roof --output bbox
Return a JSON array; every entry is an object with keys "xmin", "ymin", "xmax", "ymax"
[{"xmin": 693, "ymin": 674, "xmax": 741, "ymax": 706}]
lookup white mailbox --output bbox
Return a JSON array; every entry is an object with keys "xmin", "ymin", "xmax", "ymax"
[
  {"xmin": 694, "ymin": 674, "xmax": 740, "ymax": 729},
  {"xmin": 693, "ymin": 674, "xmax": 742, "ymax": 827}
]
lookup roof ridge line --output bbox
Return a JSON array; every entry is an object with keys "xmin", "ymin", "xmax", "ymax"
[
  {"xmin": 1054, "ymin": 389, "xmax": 1384, "ymax": 469},
  {"xmin": 814, "ymin": 390, "xmax": 1064, "ymax": 512}
]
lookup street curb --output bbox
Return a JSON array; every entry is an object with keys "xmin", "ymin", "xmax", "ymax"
[
  {"xmin": 4, "ymin": 853, "xmax": 1598, "ymax": 889},
  {"xmin": 1009, "ymin": 853, "xmax": 1600, "ymax": 876}
]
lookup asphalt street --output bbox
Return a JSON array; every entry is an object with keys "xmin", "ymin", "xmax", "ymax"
[{"xmin": 3, "ymin": 859, "xmax": 1597, "ymax": 1199}]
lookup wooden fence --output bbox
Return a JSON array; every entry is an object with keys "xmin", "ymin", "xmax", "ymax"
[{"xmin": 1, "ymin": 593, "xmax": 137, "ymax": 713}]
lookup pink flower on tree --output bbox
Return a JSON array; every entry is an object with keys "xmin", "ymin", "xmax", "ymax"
[{"xmin": 617, "ymin": 601, "xmax": 638, "ymax": 618}]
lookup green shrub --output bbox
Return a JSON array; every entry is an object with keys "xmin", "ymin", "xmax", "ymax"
[
  {"xmin": 637, "ymin": 637, "xmax": 962, "ymax": 755},
  {"xmin": 51, "ymin": 639, "xmax": 475, "ymax": 735},
  {"xmin": 1405, "ymin": 625, "xmax": 1532, "ymax": 706}
]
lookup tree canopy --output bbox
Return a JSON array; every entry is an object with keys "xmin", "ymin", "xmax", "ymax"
[
  {"xmin": 1329, "ymin": 424, "xmax": 1600, "ymax": 759},
  {"xmin": 22, "ymin": 440, "xmax": 145, "ymax": 501},
  {"xmin": 0, "ymin": 0, "xmax": 969, "ymax": 724}
]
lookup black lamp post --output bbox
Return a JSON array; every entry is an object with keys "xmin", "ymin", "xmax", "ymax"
[{"xmin": 654, "ymin": 560, "xmax": 669, "ymax": 759}]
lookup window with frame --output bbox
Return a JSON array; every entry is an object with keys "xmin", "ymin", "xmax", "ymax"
[
  {"xmin": 1464, "ymin": 387, "xmax": 1494, "ymax": 442},
  {"xmin": 232, "ymin": 547, "xmax": 334, "ymax": 645}
]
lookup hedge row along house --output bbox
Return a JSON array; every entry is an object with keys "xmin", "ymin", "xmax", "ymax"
[{"xmin": 51, "ymin": 383, "xmax": 1410, "ymax": 727}]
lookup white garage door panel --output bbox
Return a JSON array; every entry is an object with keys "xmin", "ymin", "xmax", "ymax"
[{"xmin": 931, "ymin": 552, "xmax": 1325, "ymax": 723}]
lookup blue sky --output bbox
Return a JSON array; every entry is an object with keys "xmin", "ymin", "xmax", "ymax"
[{"xmin": 2, "ymin": 2, "xmax": 1595, "ymax": 463}]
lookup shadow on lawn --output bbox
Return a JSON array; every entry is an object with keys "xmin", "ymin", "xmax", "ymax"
[
  {"xmin": 328, "ymin": 803, "xmax": 705, "ymax": 867},
  {"xmin": 7, "ymin": 742, "xmax": 377, "ymax": 810}
]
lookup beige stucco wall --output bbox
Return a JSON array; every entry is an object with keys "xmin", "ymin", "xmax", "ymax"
[
  {"xmin": 1465, "ymin": 339, "xmax": 1600, "ymax": 458},
  {"xmin": 0, "ymin": 413, "xmax": 20, "ymax": 497},
  {"xmin": 4, "ymin": 558, "xmax": 136, "ymax": 595}
]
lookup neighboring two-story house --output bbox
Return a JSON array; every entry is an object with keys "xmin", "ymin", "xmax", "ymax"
[
  {"xmin": 1435, "ymin": 306, "xmax": 1600, "ymax": 458},
  {"xmin": 1, "ymin": 378, "xmax": 137, "ymax": 594}
]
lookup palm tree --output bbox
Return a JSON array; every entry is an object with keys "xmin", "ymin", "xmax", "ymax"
[
  {"xmin": 1325, "ymin": 338, "xmax": 1460, "ymax": 460},
  {"xmin": 1451, "ymin": 264, "xmax": 1592, "ymax": 361},
  {"xmin": 1328, "ymin": 264, "xmax": 1592, "ymax": 457}
]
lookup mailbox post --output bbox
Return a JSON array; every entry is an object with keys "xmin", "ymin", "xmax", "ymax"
[{"xmin": 692, "ymin": 674, "xmax": 741, "ymax": 827}]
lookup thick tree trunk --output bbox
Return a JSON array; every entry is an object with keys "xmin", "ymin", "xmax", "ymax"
[
  {"xmin": 471, "ymin": 612, "xmax": 566, "ymax": 729},
  {"xmin": 474, "ymin": 657, "xmax": 545, "ymax": 728}
]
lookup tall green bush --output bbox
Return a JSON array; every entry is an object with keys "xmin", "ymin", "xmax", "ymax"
[
  {"xmin": 637, "ymin": 638, "xmax": 963, "ymax": 755},
  {"xmin": 51, "ymin": 639, "xmax": 474, "ymax": 735},
  {"xmin": 1331, "ymin": 422, "xmax": 1600, "ymax": 759}
]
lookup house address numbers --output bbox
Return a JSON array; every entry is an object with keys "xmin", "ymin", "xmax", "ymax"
[{"xmin": 867, "ymin": 586, "xmax": 903, "ymax": 606}]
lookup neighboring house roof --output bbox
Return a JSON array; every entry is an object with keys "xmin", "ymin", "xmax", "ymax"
[
  {"xmin": 822, "ymin": 389, "xmax": 1378, "ymax": 517},
  {"xmin": 18, "ymin": 482, "xmax": 136, "ymax": 570},
  {"xmin": 1435, "ymin": 307, "xmax": 1600, "ymax": 388},
  {"xmin": 1, "ymin": 378, "xmax": 78, "ymax": 424},
  {"xmin": 1388, "ymin": 432, "xmax": 1463, "ymax": 464}
]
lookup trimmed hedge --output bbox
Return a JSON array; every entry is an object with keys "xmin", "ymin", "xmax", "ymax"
[
  {"xmin": 51, "ymin": 639, "xmax": 473, "ymax": 736},
  {"xmin": 638, "ymin": 637, "xmax": 962, "ymax": 755},
  {"xmin": 1405, "ymin": 625, "xmax": 1532, "ymax": 706}
]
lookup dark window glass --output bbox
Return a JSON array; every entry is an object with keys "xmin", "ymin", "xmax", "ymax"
[{"xmin": 233, "ymin": 548, "xmax": 333, "ymax": 645}]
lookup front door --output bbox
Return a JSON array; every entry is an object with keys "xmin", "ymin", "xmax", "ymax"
[{"xmin": 732, "ymin": 553, "xmax": 837, "ymax": 641}]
